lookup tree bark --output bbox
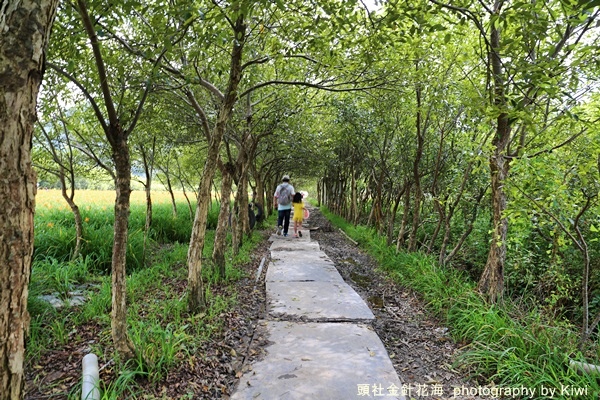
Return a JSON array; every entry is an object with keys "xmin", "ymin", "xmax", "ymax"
[
  {"xmin": 213, "ymin": 162, "xmax": 234, "ymax": 279},
  {"xmin": 110, "ymin": 136, "xmax": 136, "ymax": 359},
  {"xmin": 140, "ymin": 140, "xmax": 155, "ymax": 265},
  {"xmin": 61, "ymin": 186, "xmax": 84, "ymax": 261},
  {"xmin": 187, "ymin": 14, "xmax": 246, "ymax": 313},
  {"xmin": 408, "ymin": 68, "xmax": 424, "ymax": 252},
  {"xmin": 140, "ymin": 138, "xmax": 155, "ymax": 233},
  {"xmin": 396, "ymin": 182, "xmax": 412, "ymax": 251},
  {"xmin": 0, "ymin": 1, "xmax": 59, "ymax": 397},
  {"xmin": 350, "ymin": 167, "xmax": 359, "ymax": 225},
  {"xmin": 163, "ymin": 169, "xmax": 178, "ymax": 218},
  {"xmin": 477, "ymin": 10, "xmax": 512, "ymax": 303},
  {"xmin": 75, "ymin": 0, "xmax": 141, "ymax": 360}
]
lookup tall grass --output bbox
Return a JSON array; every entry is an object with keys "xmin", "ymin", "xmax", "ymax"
[
  {"xmin": 321, "ymin": 206, "xmax": 600, "ymax": 399},
  {"xmin": 34, "ymin": 192, "xmax": 219, "ymax": 273},
  {"xmin": 28, "ymin": 190, "xmax": 267, "ymax": 397}
]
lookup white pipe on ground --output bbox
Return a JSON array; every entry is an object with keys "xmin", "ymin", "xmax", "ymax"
[
  {"xmin": 253, "ymin": 256, "xmax": 267, "ymax": 292},
  {"xmin": 569, "ymin": 359, "xmax": 600, "ymax": 375},
  {"xmin": 82, "ymin": 353, "xmax": 100, "ymax": 400}
]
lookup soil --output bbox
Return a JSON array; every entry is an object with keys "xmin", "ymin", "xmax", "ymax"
[
  {"xmin": 307, "ymin": 206, "xmax": 485, "ymax": 400},
  {"xmin": 25, "ymin": 206, "xmax": 484, "ymax": 399}
]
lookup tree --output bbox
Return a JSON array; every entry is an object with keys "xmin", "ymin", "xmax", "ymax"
[
  {"xmin": 47, "ymin": 0, "xmax": 171, "ymax": 360},
  {"xmin": 0, "ymin": 1, "xmax": 59, "ymax": 397},
  {"xmin": 429, "ymin": 0, "xmax": 600, "ymax": 302},
  {"xmin": 35, "ymin": 93, "xmax": 85, "ymax": 260}
]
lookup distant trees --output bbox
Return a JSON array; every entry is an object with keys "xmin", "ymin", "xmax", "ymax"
[{"xmin": 317, "ymin": 0, "xmax": 600, "ymax": 337}]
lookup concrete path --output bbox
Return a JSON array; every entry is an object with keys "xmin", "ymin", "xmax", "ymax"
[{"xmin": 231, "ymin": 225, "xmax": 405, "ymax": 400}]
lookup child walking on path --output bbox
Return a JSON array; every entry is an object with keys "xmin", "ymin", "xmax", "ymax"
[{"xmin": 292, "ymin": 192, "xmax": 305, "ymax": 238}]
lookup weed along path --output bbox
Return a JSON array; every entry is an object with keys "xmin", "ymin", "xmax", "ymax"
[{"xmin": 231, "ymin": 222, "xmax": 405, "ymax": 399}]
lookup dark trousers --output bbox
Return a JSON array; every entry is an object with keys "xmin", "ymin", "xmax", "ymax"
[{"xmin": 277, "ymin": 209, "xmax": 291, "ymax": 235}]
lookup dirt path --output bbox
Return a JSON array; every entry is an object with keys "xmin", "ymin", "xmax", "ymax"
[{"xmin": 306, "ymin": 206, "xmax": 485, "ymax": 400}]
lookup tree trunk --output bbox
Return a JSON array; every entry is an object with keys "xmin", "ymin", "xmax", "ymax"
[
  {"xmin": 165, "ymin": 172, "xmax": 177, "ymax": 218},
  {"xmin": 253, "ymin": 165, "xmax": 265, "ymax": 213},
  {"xmin": 387, "ymin": 188, "xmax": 405, "ymax": 246},
  {"xmin": 213, "ymin": 163, "xmax": 234, "ymax": 279},
  {"xmin": 477, "ymin": 15, "xmax": 512, "ymax": 303},
  {"xmin": 231, "ymin": 189, "xmax": 240, "ymax": 256},
  {"xmin": 408, "ymin": 72, "xmax": 424, "ymax": 252},
  {"xmin": 350, "ymin": 168, "xmax": 359, "ymax": 225},
  {"xmin": 140, "ymin": 141, "xmax": 154, "ymax": 265},
  {"xmin": 0, "ymin": 1, "xmax": 58, "ymax": 398},
  {"xmin": 444, "ymin": 187, "xmax": 485, "ymax": 265},
  {"xmin": 396, "ymin": 183, "xmax": 412, "ymax": 251},
  {"xmin": 110, "ymin": 136, "xmax": 136, "ymax": 360},
  {"xmin": 61, "ymin": 190, "xmax": 84, "ymax": 261},
  {"xmin": 75, "ymin": 0, "xmax": 142, "ymax": 360},
  {"xmin": 181, "ymin": 180, "xmax": 194, "ymax": 220},
  {"xmin": 317, "ymin": 178, "xmax": 322, "ymax": 207},
  {"xmin": 187, "ymin": 15, "xmax": 246, "ymax": 313},
  {"xmin": 231, "ymin": 170, "xmax": 250, "ymax": 254},
  {"xmin": 140, "ymin": 139, "xmax": 155, "ymax": 233}
]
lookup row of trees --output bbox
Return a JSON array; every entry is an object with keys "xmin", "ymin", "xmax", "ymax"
[
  {"xmin": 316, "ymin": 0, "xmax": 600, "ymax": 346},
  {"xmin": 1, "ymin": 0, "xmax": 380, "ymax": 397}
]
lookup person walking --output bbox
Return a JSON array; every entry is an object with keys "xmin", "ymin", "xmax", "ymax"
[
  {"xmin": 273, "ymin": 175, "xmax": 295, "ymax": 237},
  {"xmin": 292, "ymin": 192, "xmax": 305, "ymax": 238}
]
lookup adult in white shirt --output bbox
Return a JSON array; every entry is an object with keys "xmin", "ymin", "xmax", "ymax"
[{"xmin": 273, "ymin": 175, "xmax": 295, "ymax": 237}]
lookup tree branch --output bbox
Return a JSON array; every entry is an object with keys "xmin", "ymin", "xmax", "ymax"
[
  {"xmin": 239, "ymin": 79, "xmax": 386, "ymax": 98},
  {"xmin": 46, "ymin": 62, "xmax": 108, "ymax": 133}
]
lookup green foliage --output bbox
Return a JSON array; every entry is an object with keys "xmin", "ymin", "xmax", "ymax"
[
  {"xmin": 26, "ymin": 298, "xmax": 57, "ymax": 362},
  {"xmin": 149, "ymin": 202, "xmax": 201, "ymax": 243},
  {"xmin": 33, "ymin": 201, "xmax": 217, "ymax": 274},
  {"xmin": 322, "ymin": 207, "xmax": 600, "ymax": 398},
  {"xmin": 129, "ymin": 320, "xmax": 191, "ymax": 382},
  {"xmin": 80, "ymin": 279, "xmax": 112, "ymax": 325}
]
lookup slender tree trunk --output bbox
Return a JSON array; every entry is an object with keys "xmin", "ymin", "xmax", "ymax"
[
  {"xmin": 444, "ymin": 188, "xmax": 485, "ymax": 265},
  {"xmin": 477, "ymin": 17, "xmax": 512, "ymax": 303},
  {"xmin": 164, "ymin": 173, "xmax": 177, "ymax": 218},
  {"xmin": 110, "ymin": 136, "xmax": 136, "ymax": 360},
  {"xmin": 231, "ymin": 189, "xmax": 240, "ymax": 255},
  {"xmin": 140, "ymin": 139, "xmax": 155, "ymax": 232},
  {"xmin": 397, "ymin": 183, "xmax": 412, "ymax": 251},
  {"xmin": 213, "ymin": 163, "xmax": 234, "ymax": 280},
  {"xmin": 387, "ymin": 188, "xmax": 405, "ymax": 246},
  {"xmin": 140, "ymin": 141, "xmax": 154, "ymax": 265},
  {"xmin": 256, "ymin": 178, "xmax": 264, "ymax": 210},
  {"xmin": 0, "ymin": 1, "xmax": 58, "ymax": 397},
  {"xmin": 350, "ymin": 168, "xmax": 359, "ymax": 225},
  {"xmin": 477, "ymin": 131, "xmax": 511, "ymax": 302},
  {"xmin": 233, "ymin": 148, "xmax": 250, "ymax": 254},
  {"xmin": 61, "ymin": 188, "xmax": 84, "ymax": 261},
  {"xmin": 181, "ymin": 180, "xmax": 194, "ymax": 220},
  {"xmin": 317, "ymin": 178, "xmax": 322, "ymax": 207},
  {"xmin": 238, "ymin": 169, "xmax": 250, "ymax": 235},
  {"xmin": 187, "ymin": 15, "xmax": 246, "ymax": 313},
  {"xmin": 409, "ymin": 71, "xmax": 424, "ymax": 252}
]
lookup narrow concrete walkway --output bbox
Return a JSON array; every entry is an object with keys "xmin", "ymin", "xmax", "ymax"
[{"xmin": 231, "ymin": 222, "xmax": 405, "ymax": 399}]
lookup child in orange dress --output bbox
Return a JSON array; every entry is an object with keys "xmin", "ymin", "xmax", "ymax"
[{"xmin": 292, "ymin": 192, "xmax": 305, "ymax": 238}]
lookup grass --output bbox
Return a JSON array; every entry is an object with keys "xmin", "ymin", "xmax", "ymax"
[
  {"xmin": 320, "ymin": 205, "xmax": 600, "ymax": 399},
  {"xmin": 27, "ymin": 189, "xmax": 270, "ymax": 398},
  {"xmin": 34, "ymin": 189, "xmax": 220, "ymax": 273}
]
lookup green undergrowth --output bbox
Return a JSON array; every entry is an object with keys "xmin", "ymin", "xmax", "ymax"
[
  {"xmin": 27, "ymin": 206, "xmax": 271, "ymax": 399},
  {"xmin": 34, "ymin": 201, "xmax": 220, "ymax": 274},
  {"xmin": 320, "ymin": 206, "xmax": 600, "ymax": 399}
]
